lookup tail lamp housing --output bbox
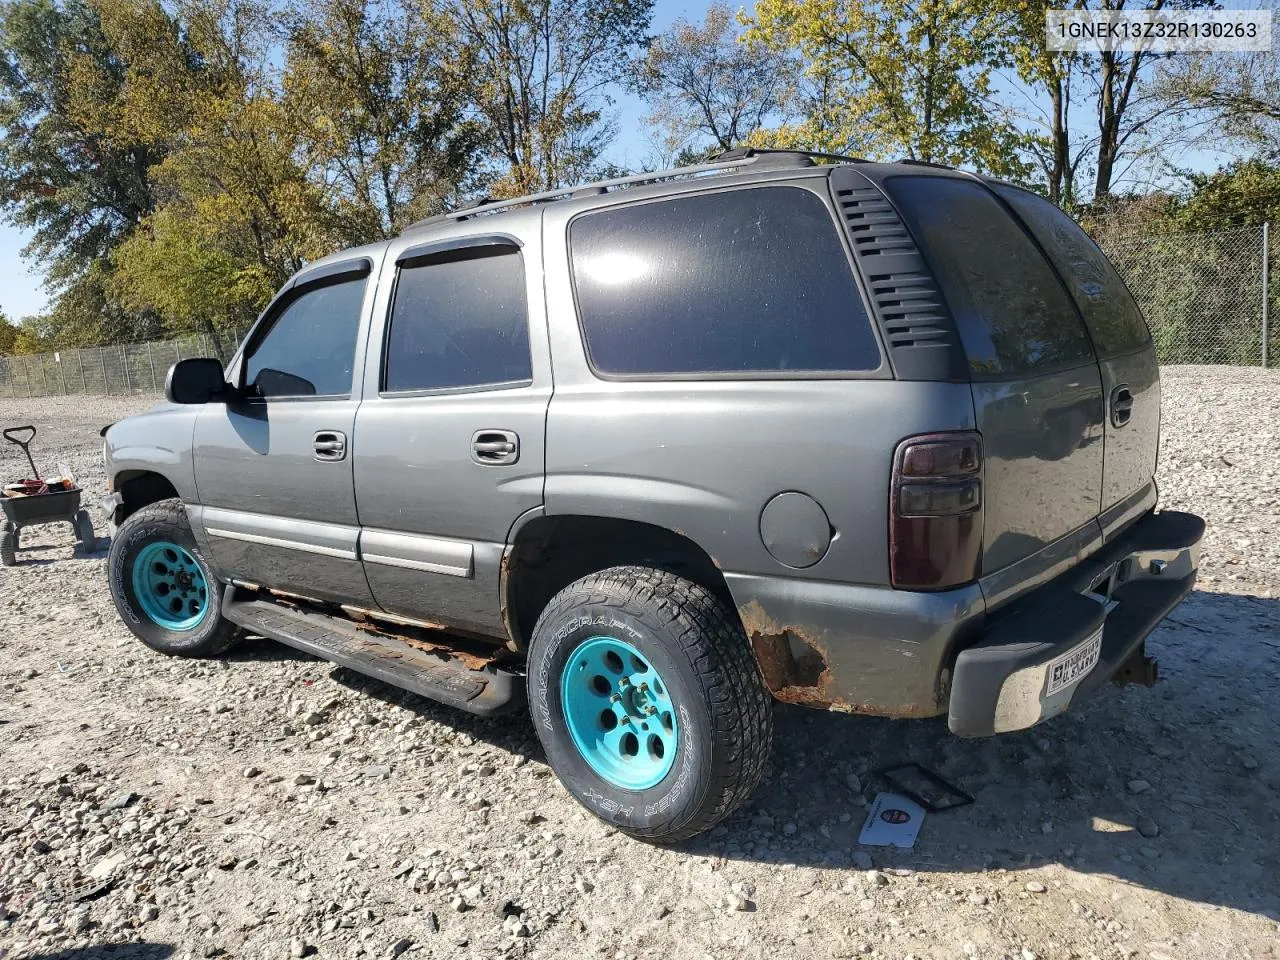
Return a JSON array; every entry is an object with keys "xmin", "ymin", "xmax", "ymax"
[{"xmin": 890, "ymin": 431, "xmax": 983, "ymax": 590}]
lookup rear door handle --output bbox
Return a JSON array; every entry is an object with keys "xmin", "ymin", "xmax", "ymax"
[
  {"xmin": 1110, "ymin": 385, "xmax": 1133, "ymax": 427},
  {"xmin": 313, "ymin": 430, "xmax": 347, "ymax": 462},
  {"xmin": 472, "ymin": 429, "xmax": 519, "ymax": 465}
]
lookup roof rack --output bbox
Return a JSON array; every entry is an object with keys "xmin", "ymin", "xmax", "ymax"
[
  {"xmin": 405, "ymin": 148, "xmax": 866, "ymax": 231},
  {"xmin": 714, "ymin": 146, "xmax": 868, "ymax": 166}
]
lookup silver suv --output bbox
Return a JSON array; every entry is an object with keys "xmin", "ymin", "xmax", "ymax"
[{"xmin": 101, "ymin": 149, "xmax": 1204, "ymax": 843}]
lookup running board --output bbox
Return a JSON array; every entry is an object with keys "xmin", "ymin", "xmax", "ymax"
[{"xmin": 221, "ymin": 587, "xmax": 524, "ymax": 717}]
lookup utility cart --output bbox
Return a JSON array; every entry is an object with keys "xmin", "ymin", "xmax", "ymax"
[{"xmin": 1, "ymin": 426, "xmax": 95, "ymax": 566}]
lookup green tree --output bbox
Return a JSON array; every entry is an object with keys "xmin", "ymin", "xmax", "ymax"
[
  {"xmin": 634, "ymin": 2, "xmax": 796, "ymax": 160},
  {"xmin": 285, "ymin": 0, "xmax": 484, "ymax": 239},
  {"xmin": 743, "ymin": 0, "xmax": 1032, "ymax": 174},
  {"xmin": 0, "ymin": 0, "xmax": 161, "ymax": 335},
  {"xmin": 0, "ymin": 310, "xmax": 15, "ymax": 354},
  {"xmin": 91, "ymin": 0, "xmax": 337, "ymax": 348},
  {"xmin": 431, "ymin": 0, "xmax": 653, "ymax": 196}
]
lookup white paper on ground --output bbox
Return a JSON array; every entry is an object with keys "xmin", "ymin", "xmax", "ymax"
[{"xmin": 857, "ymin": 792, "xmax": 926, "ymax": 848}]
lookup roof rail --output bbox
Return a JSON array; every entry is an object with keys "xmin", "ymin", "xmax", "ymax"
[
  {"xmin": 713, "ymin": 146, "xmax": 868, "ymax": 165},
  {"xmin": 895, "ymin": 158, "xmax": 957, "ymax": 171},
  {"xmin": 405, "ymin": 156, "xmax": 758, "ymax": 231},
  {"xmin": 404, "ymin": 147, "xmax": 866, "ymax": 232}
]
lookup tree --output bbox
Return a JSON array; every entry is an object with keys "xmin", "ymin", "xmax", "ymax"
[
  {"xmin": 634, "ymin": 3, "xmax": 795, "ymax": 158},
  {"xmin": 0, "ymin": 310, "xmax": 15, "ymax": 354},
  {"xmin": 1004, "ymin": 0, "xmax": 1086, "ymax": 205},
  {"xmin": 284, "ymin": 0, "xmax": 484, "ymax": 240},
  {"xmin": 431, "ymin": 0, "xmax": 653, "ymax": 196},
  {"xmin": 1154, "ymin": 34, "xmax": 1280, "ymax": 161},
  {"xmin": 0, "ymin": 0, "xmax": 161, "ymax": 330},
  {"xmin": 90, "ymin": 0, "xmax": 338, "ymax": 348},
  {"xmin": 743, "ymin": 0, "xmax": 1032, "ymax": 174}
]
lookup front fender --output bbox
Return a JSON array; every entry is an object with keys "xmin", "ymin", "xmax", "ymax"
[{"xmin": 104, "ymin": 402, "xmax": 200, "ymax": 505}]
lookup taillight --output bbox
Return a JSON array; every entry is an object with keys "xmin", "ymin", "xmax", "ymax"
[{"xmin": 890, "ymin": 431, "xmax": 983, "ymax": 590}]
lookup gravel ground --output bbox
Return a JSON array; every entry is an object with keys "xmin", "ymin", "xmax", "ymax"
[{"xmin": 1, "ymin": 365, "xmax": 1278, "ymax": 960}]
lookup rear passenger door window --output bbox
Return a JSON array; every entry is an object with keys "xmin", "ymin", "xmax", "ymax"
[
  {"xmin": 885, "ymin": 176, "xmax": 1095, "ymax": 378},
  {"xmin": 569, "ymin": 186, "xmax": 882, "ymax": 376},
  {"xmin": 383, "ymin": 246, "xmax": 531, "ymax": 393},
  {"xmin": 993, "ymin": 184, "xmax": 1152, "ymax": 357}
]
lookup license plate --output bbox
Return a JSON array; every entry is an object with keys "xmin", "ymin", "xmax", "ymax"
[{"xmin": 1046, "ymin": 629, "xmax": 1103, "ymax": 697}]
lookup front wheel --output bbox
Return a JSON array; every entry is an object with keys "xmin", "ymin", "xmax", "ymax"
[
  {"xmin": 107, "ymin": 499, "xmax": 239, "ymax": 657},
  {"xmin": 527, "ymin": 566, "xmax": 773, "ymax": 843}
]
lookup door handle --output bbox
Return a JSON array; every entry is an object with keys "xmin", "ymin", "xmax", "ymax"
[
  {"xmin": 472, "ymin": 429, "xmax": 519, "ymax": 465},
  {"xmin": 313, "ymin": 430, "xmax": 347, "ymax": 462},
  {"xmin": 1110, "ymin": 385, "xmax": 1133, "ymax": 427}
]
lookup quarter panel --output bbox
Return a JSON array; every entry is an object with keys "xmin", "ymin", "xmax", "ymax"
[{"xmin": 544, "ymin": 379, "xmax": 977, "ymax": 584}]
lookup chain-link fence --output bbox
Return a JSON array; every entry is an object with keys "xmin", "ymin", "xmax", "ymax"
[
  {"xmin": 1100, "ymin": 222, "xmax": 1274, "ymax": 368},
  {"xmin": 0, "ymin": 333, "xmax": 245, "ymax": 399}
]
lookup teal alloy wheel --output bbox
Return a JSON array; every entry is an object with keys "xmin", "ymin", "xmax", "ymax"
[
  {"xmin": 561, "ymin": 636, "xmax": 679, "ymax": 790},
  {"xmin": 130, "ymin": 540, "xmax": 210, "ymax": 632}
]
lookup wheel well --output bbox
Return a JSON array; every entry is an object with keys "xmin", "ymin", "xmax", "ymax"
[
  {"xmin": 503, "ymin": 516, "xmax": 736, "ymax": 649},
  {"xmin": 115, "ymin": 471, "xmax": 180, "ymax": 521}
]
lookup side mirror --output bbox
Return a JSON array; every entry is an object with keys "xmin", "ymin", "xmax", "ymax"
[{"xmin": 165, "ymin": 358, "xmax": 228, "ymax": 404}]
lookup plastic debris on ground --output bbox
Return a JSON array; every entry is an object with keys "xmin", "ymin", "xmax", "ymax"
[{"xmin": 858, "ymin": 792, "xmax": 927, "ymax": 848}]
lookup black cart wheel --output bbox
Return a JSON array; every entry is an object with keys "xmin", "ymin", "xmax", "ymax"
[
  {"xmin": 0, "ymin": 521, "xmax": 16, "ymax": 567},
  {"xmin": 73, "ymin": 510, "xmax": 95, "ymax": 548},
  {"xmin": 527, "ymin": 566, "xmax": 773, "ymax": 843},
  {"xmin": 107, "ymin": 499, "xmax": 239, "ymax": 657}
]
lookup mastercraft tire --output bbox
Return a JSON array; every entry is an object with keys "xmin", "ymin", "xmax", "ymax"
[
  {"xmin": 528, "ymin": 566, "xmax": 773, "ymax": 843},
  {"xmin": 108, "ymin": 499, "xmax": 239, "ymax": 658}
]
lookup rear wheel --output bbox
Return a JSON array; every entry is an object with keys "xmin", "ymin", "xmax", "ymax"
[
  {"xmin": 108, "ymin": 499, "xmax": 238, "ymax": 657},
  {"xmin": 528, "ymin": 566, "xmax": 773, "ymax": 843}
]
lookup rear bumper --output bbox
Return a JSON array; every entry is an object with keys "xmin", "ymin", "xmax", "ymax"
[
  {"xmin": 724, "ymin": 509, "xmax": 1203, "ymax": 730},
  {"xmin": 947, "ymin": 510, "xmax": 1204, "ymax": 736}
]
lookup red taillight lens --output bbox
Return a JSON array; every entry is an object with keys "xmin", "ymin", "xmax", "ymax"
[{"xmin": 890, "ymin": 432, "xmax": 983, "ymax": 590}]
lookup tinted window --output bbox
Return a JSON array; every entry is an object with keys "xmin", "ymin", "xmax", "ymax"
[
  {"xmin": 245, "ymin": 277, "xmax": 366, "ymax": 397},
  {"xmin": 886, "ymin": 177, "xmax": 1094, "ymax": 377},
  {"xmin": 570, "ymin": 187, "xmax": 880, "ymax": 376},
  {"xmin": 384, "ymin": 248, "xmax": 531, "ymax": 392},
  {"xmin": 994, "ymin": 184, "xmax": 1151, "ymax": 356}
]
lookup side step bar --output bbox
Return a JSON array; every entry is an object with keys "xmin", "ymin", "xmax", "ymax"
[{"xmin": 221, "ymin": 587, "xmax": 525, "ymax": 717}]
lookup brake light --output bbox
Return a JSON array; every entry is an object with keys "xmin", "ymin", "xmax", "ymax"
[{"xmin": 890, "ymin": 431, "xmax": 983, "ymax": 590}]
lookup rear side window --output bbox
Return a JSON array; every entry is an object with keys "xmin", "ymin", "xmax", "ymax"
[
  {"xmin": 994, "ymin": 184, "xmax": 1151, "ymax": 357},
  {"xmin": 885, "ymin": 176, "xmax": 1094, "ymax": 378},
  {"xmin": 384, "ymin": 247, "xmax": 532, "ymax": 393},
  {"xmin": 569, "ymin": 187, "xmax": 881, "ymax": 376}
]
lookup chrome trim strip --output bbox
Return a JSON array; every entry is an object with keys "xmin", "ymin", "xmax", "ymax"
[
  {"xmin": 361, "ymin": 552, "xmax": 470, "ymax": 577},
  {"xmin": 205, "ymin": 526, "xmax": 357, "ymax": 560},
  {"xmin": 360, "ymin": 528, "xmax": 474, "ymax": 579}
]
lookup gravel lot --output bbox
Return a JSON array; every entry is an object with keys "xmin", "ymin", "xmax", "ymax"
[{"xmin": 1, "ymin": 365, "xmax": 1278, "ymax": 960}]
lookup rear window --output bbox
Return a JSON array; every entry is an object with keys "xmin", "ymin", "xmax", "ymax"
[
  {"xmin": 885, "ymin": 176, "xmax": 1094, "ymax": 378},
  {"xmin": 569, "ymin": 186, "xmax": 881, "ymax": 376},
  {"xmin": 993, "ymin": 184, "xmax": 1151, "ymax": 357}
]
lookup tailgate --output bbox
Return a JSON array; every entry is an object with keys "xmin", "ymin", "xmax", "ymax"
[{"xmin": 883, "ymin": 175, "xmax": 1107, "ymax": 579}]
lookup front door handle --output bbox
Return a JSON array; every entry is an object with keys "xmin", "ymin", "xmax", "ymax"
[
  {"xmin": 472, "ymin": 429, "xmax": 519, "ymax": 465},
  {"xmin": 313, "ymin": 430, "xmax": 347, "ymax": 462},
  {"xmin": 1110, "ymin": 385, "xmax": 1134, "ymax": 427}
]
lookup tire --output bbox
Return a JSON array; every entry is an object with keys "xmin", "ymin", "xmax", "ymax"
[
  {"xmin": 527, "ymin": 566, "xmax": 773, "ymax": 843},
  {"xmin": 0, "ymin": 522, "xmax": 15, "ymax": 567},
  {"xmin": 73, "ymin": 509, "xmax": 95, "ymax": 547},
  {"xmin": 107, "ymin": 499, "xmax": 239, "ymax": 657}
]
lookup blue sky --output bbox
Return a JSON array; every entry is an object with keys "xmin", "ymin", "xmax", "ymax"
[{"xmin": 0, "ymin": 0, "xmax": 1252, "ymax": 322}]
